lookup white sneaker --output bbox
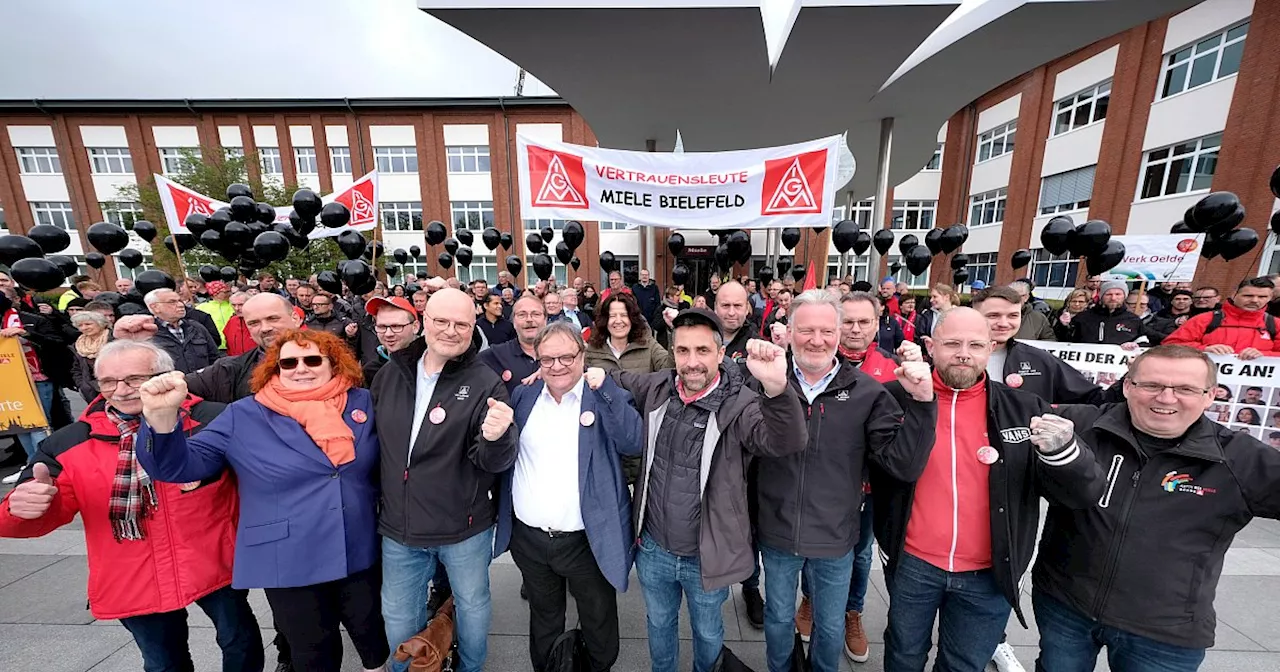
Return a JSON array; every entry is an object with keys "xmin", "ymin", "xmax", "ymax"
[
  {"xmin": 991, "ymin": 642, "xmax": 1026, "ymax": 672},
  {"xmin": 2, "ymin": 472, "xmax": 20, "ymax": 485}
]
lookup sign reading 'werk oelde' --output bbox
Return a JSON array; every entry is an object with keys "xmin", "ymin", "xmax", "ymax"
[
  {"xmin": 1100, "ymin": 234, "xmax": 1205, "ymax": 283},
  {"xmin": 516, "ymin": 134, "xmax": 845, "ymax": 230}
]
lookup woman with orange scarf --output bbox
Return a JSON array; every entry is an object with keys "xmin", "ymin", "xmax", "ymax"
[{"xmin": 136, "ymin": 329, "xmax": 389, "ymax": 672}]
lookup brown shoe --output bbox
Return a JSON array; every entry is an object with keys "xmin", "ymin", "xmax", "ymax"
[
  {"xmin": 795, "ymin": 596, "xmax": 813, "ymax": 642},
  {"xmin": 845, "ymin": 610, "xmax": 869, "ymax": 663}
]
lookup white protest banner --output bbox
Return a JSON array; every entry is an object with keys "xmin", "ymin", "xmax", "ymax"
[
  {"xmin": 155, "ymin": 171, "xmax": 379, "ymax": 240},
  {"xmin": 1022, "ymin": 340, "xmax": 1280, "ymax": 446},
  {"xmin": 516, "ymin": 134, "xmax": 846, "ymax": 230},
  {"xmin": 1100, "ymin": 234, "xmax": 1205, "ymax": 283}
]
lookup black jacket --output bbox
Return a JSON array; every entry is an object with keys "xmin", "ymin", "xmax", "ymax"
[
  {"xmin": 151, "ymin": 319, "xmax": 220, "ymax": 375},
  {"xmin": 1037, "ymin": 404, "xmax": 1280, "ymax": 648},
  {"xmin": 183, "ymin": 305, "xmax": 221, "ymax": 350},
  {"xmin": 756, "ymin": 360, "xmax": 936, "ymax": 558},
  {"xmin": 1069, "ymin": 304, "xmax": 1143, "ymax": 344},
  {"xmin": 370, "ymin": 337, "xmax": 519, "ymax": 547},
  {"xmin": 1144, "ymin": 309, "xmax": 1195, "ymax": 345},
  {"xmin": 185, "ymin": 348, "xmax": 262, "ymax": 403},
  {"xmin": 1000, "ymin": 339, "xmax": 1120, "ymax": 405},
  {"xmin": 870, "ymin": 379, "xmax": 1105, "ymax": 626}
]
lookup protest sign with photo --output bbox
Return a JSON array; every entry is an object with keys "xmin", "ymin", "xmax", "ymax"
[
  {"xmin": 1099, "ymin": 234, "xmax": 1204, "ymax": 282},
  {"xmin": 1023, "ymin": 340, "xmax": 1280, "ymax": 446},
  {"xmin": 516, "ymin": 133, "xmax": 845, "ymax": 230}
]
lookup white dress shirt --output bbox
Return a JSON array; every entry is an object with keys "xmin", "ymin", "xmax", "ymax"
[
  {"xmin": 408, "ymin": 353, "xmax": 442, "ymax": 465},
  {"xmin": 513, "ymin": 377, "xmax": 586, "ymax": 531}
]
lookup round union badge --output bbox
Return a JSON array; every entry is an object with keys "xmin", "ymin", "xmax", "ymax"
[
  {"xmin": 351, "ymin": 409, "xmax": 368, "ymax": 424},
  {"xmin": 429, "ymin": 407, "xmax": 447, "ymax": 425},
  {"xmin": 977, "ymin": 446, "xmax": 1000, "ymax": 465},
  {"xmin": 580, "ymin": 411, "xmax": 596, "ymax": 427},
  {"xmin": 1005, "ymin": 373, "xmax": 1024, "ymax": 388}
]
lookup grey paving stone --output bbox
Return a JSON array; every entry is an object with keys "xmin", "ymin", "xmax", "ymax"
[
  {"xmin": 0, "ymin": 529, "xmax": 85, "ymax": 556},
  {"xmin": 0, "ymin": 555, "xmax": 94, "ymax": 625},
  {"xmin": 1211, "ymin": 576, "xmax": 1280, "ymax": 652},
  {"xmin": 0, "ymin": 553, "xmax": 66, "ymax": 590},
  {"xmin": 0, "ymin": 623, "xmax": 133, "ymax": 672},
  {"xmin": 1222, "ymin": 548, "xmax": 1280, "ymax": 576}
]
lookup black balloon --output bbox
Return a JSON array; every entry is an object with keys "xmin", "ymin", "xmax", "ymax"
[
  {"xmin": 226, "ymin": 183, "xmax": 254, "ymax": 201},
  {"xmin": 1271, "ymin": 210, "xmax": 1280, "ymax": 237},
  {"xmin": 727, "ymin": 230, "xmax": 751, "ymax": 263},
  {"xmin": 757, "ymin": 266, "xmax": 775, "ymax": 287},
  {"xmin": 540, "ymin": 226, "xmax": 554, "ymax": 244},
  {"xmin": 1070, "ymin": 220, "xmax": 1112, "ymax": 258},
  {"xmin": 1191, "ymin": 192, "xmax": 1245, "ymax": 235},
  {"xmin": 499, "ymin": 232, "xmax": 513, "ymax": 251},
  {"xmin": 85, "ymin": 252, "xmax": 106, "ymax": 269},
  {"xmin": 570, "ymin": 257, "xmax": 581, "ymax": 271},
  {"xmin": 525, "ymin": 233, "xmax": 545, "ymax": 255},
  {"xmin": 171, "ymin": 233, "xmax": 197, "ymax": 251},
  {"xmin": 48, "ymin": 255, "xmax": 78, "ymax": 278},
  {"xmin": 952, "ymin": 268, "xmax": 970, "ymax": 285},
  {"xmin": 852, "ymin": 232, "xmax": 871, "ymax": 256},
  {"xmin": 872, "ymin": 229, "xmax": 895, "ymax": 256},
  {"xmin": 223, "ymin": 222, "xmax": 252, "ymax": 250},
  {"xmin": 481, "ymin": 227, "xmax": 501, "ymax": 251},
  {"xmin": 599, "ymin": 251, "xmax": 616, "ymax": 274},
  {"xmin": 532, "ymin": 253, "xmax": 554, "ymax": 281},
  {"xmin": 456, "ymin": 229, "xmax": 474, "ymax": 247},
  {"xmin": 336, "ymin": 230, "xmax": 367, "ymax": 260},
  {"xmin": 555, "ymin": 241, "xmax": 572, "ymax": 265},
  {"xmin": 1010, "ymin": 249, "xmax": 1032, "ymax": 270},
  {"xmin": 319, "ymin": 202, "xmax": 350, "ymax": 229},
  {"xmin": 938, "ymin": 225, "xmax": 967, "ymax": 255},
  {"xmin": 131, "ymin": 220, "xmax": 157, "ymax": 243},
  {"xmin": 898, "ymin": 234, "xmax": 919, "ymax": 256},
  {"xmin": 905, "ymin": 245, "xmax": 932, "ymax": 275},
  {"xmin": 924, "ymin": 228, "xmax": 944, "ymax": 255},
  {"xmin": 254, "ymin": 202, "xmax": 277, "ymax": 225},
  {"xmin": 28, "ymin": 224, "xmax": 71, "ymax": 254},
  {"xmin": 292, "ymin": 190, "xmax": 323, "ymax": 220},
  {"xmin": 1171, "ymin": 221, "xmax": 1194, "ymax": 234},
  {"xmin": 220, "ymin": 266, "xmax": 239, "ymax": 283},
  {"xmin": 1086, "ymin": 240, "xmax": 1126, "ymax": 275},
  {"xmin": 1041, "ymin": 216, "xmax": 1075, "ymax": 255},
  {"xmin": 781, "ymin": 228, "xmax": 801, "ymax": 251},
  {"xmin": 341, "ymin": 260, "xmax": 376, "ymax": 295},
  {"xmin": 950, "ymin": 253, "xmax": 969, "ymax": 270},
  {"xmin": 563, "ymin": 221, "xmax": 585, "ymax": 251},
  {"xmin": 791, "ymin": 264, "xmax": 806, "ymax": 282},
  {"xmin": 274, "ymin": 223, "xmax": 308, "ymax": 251},
  {"xmin": 889, "ymin": 262, "xmax": 903, "ymax": 274},
  {"xmin": 288, "ymin": 211, "xmax": 315, "ymax": 237},
  {"xmin": 426, "ymin": 221, "xmax": 447, "ymax": 246},
  {"xmin": 199, "ymin": 229, "xmax": 223, "ymax": 252},
  {"xmin": 714, "ymin": 244, "xmax": 732, "ymax": 273},
  {"xmin": 199, "ymin": 265, "xmax": 220, "ymax": 282},
  {"xmin": 134, "ymin": 270, "xmax": 176, "ymax": 295},
  {"xmin": 506, "ymin": 255, "xmax": 524, "ymax": 278},
  {"xmin": 93, "ymin": 291, "xmax": 122, "ymax": 307},
  {"xmin": 672, "ymin": 264, "xmax": 690, "ymax": 286},
  {"xmin": 455, "ymin": 246, "xmax": 473, "ymax": 268},
  {"xmin": 667, "ymin": 233, "xmax": 685, "ymax": 257},
  {"xmin": 87, "ymin": 222, "xmax": 130, "ymax": 255},
  {"xmin": 239, "ymin": 248, "xmax": 264, "ymax": 270},
  {"xmin": 253, "ymin": 231, "xmax": 290, "ymax": 263},
  {"xmin": 385, "ymin": 266, "xmax": 399, "ymax": 278},
  {"xmin": 185, "ymin": 213, "xmax": 210, "ymax": 238},
  {"xmin": 229, "ymin": 195, "xmax": 257, "ymax": 223},
  {"xmin": 316, "ymin": 270, "xmax": 342, "ymax": 294},
  {"xmin": 437, "ymin": 252, "xmax": 454, "ymax": 269},
  {"xmin": 10, "ymin": 258, "xmax": 64, "ymax": 292},
  {"xmin": 1271, "ymin": 165, "xmax": 1280, "ymax": 199},
  {"xmin": 393, "ymin": 248, "xmax": 409, "ymax": 265},
  {"xmin": 0, "ymin": 235, "xmax": 44, "ymax": 268},
  {"xmin": 812, "ymin": 227, "xmax": 827, "ymax": 234},
  {"xmin": 831, "ymin": 220, "xmax": 858, "ymax": 254},
  {"xmin": 1216, "ymin": 228, "xmax": 1259, "ymax": 261},
  {"xmin": 208, "ymin": 207, "xmax": 232, "ymax": 233},
  {"xmin": 117, "ymin": 248, "xmax": 144, "ymax": 269},
  {"xmin": 409, "ymin": 245, "xmax": 422, "ymax": 260},
  {"xmin": 367, "ymin": 240, "xmax": 386, "ymax": 259}
]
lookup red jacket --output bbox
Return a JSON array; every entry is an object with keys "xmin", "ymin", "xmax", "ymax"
[
  {"xmin": 0, "ymin": 397, "xmax": 238, "ymax": 620},
  {"xmin": 1163, "ymin": 300, "xmax": 1277, "ymax": 354},
  {"xmin": 223, "ymin": 315, "xmax": 254, "ymax": 356}
]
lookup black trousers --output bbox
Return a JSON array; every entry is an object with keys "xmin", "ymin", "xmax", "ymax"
[
  {"xmin": 264, "ymin": 566, "xmax": 390, "ymax": 672},
  {"xmin": 509, "ymin": 519, "xmax": 620, "ymax": 672}
]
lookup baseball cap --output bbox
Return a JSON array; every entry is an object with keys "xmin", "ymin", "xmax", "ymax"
[
  {"xmin": 671, "ymin": 307, "xmax": 723, "ymax": 336},
  {"xmin": 365, "ymin": 296, "xmax": 418, "ymax": 320},
  {"xmin": 971, "ymin": 280, "xmax": 987, "ymax": 291}
]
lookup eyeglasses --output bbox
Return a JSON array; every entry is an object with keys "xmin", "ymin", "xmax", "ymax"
[
  {"xmin": 1126, "ymin": 380, "xmax": 1209, "ymax": 398},
  {"xmin": 374, "ymin": 322, "xmax": 415, "ymax": 334},
  {"xmin": 279, "ymin": 355, "xmax": 326, "ymax": 370},
  {"xmin": 99, "ymin": 373, "xmax": 163, "ymax": 390},
  {"xmin": 537, "ymin": 352, "xmax": 581, "ymax": 368},
  {"xmin": 428, "ymin": 316, "xmax": 473, "ymax": 334}
]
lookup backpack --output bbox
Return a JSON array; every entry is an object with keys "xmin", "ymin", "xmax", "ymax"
[{"xmin": 1204, "ymin": 309, "xmax": 1278, "ymax": 339}]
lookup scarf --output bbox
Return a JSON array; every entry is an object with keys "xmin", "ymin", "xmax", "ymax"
[
  {"xmin": 107, "ymin": 408, "xmax": 158, "ymax": 542},
  {"xmin": 839, "ymin": 344, "xmax": 867, "ymax": 361},
  {"xmin": 255, "ymin": 376, "xmax": 355, "ymax": 466},
  {"xmin": 75, "ymin": 330, "xmax": 110, "ymax": 359}
]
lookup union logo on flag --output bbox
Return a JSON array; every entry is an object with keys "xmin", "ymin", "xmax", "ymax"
[
  {"xmin": 528, "ymin": 145, "xmax": 588, "ymax": 209},
  {"xmin": 335, "ymin": 175, "xmax": 377, "ymax": 226},
  {"xmin": 166, "ymin": 182, "xmax": 216, "ymax": 222},
  {"xmin": 761, "ymin": 149, "xmax": 827, "ymax": 215}
]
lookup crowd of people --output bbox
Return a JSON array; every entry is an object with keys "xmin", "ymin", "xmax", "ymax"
[{"xmin": 0, "ymin": 261, "xmax": 1279, "ymax": 672}]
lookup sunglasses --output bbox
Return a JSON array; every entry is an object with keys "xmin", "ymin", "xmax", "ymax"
[{"xmin": 279, "ymin": 355, "xmax": 326, "ymax": 370}]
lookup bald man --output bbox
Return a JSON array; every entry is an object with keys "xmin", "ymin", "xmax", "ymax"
[
  {"xmin": 715, "ymin": 281, "xmax": 759, "ymax": 371},
  {"xmin": 184, "ymin": 293, "xmax": 302, "ymax": 404}
]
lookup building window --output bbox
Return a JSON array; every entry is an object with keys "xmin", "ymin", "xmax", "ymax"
[
  {"xmin": 31, "ymin": 202, "xmax": 75, "ymax": 230},
  {"xmin": 295, "ymin": 147, "xmax": 318, "ymax": 174},
  {"xmin": 1031, "ymin": 249, "xmax": 1079, "ymax": 288},
  {"xmin": 159, "ymin": 147, "xmax": 200, "ymax": 175},
  {"xmin": 225, "ymin": 147, "xmax": 245, "ymax": 160},
  {"xmin": 451, "ymin": 201, "xmax": 494, "ymax": 231},
  {"xmin": 890, "ymin": 200, "xmax": 937, "ymax": 230},
  {"xmin": 1040, "ymin": 165, "xmax": 1096, "ymax": 214},
  {"xmin": 924, "ymin": 144, "xmax": 943, "ymax": 170},
  {"xmin": 0, "ymin": 206, "xmax": 6, "ymax": 232},
  {"xmin": 1262, "ymin": 232, "xmax": 1280, "ymax": 276},
  {"xmin": 849, "ymin": 199, "xmax": 875, "ymax": 229},
  {"xmin": 523, "ymin": 218, "xmax": 567, "ymax": 231},
  {"xmin": 446, "ymin": 146, "xmax": 491, "ymax": 174},
  {"xmin": 885, "ymin": 254, "xmax": 930, "ymax": 289},
  {"xmin": 1160, "ymin": 22, "xmax": 1248, "ymax": 99},
  {"xmin": 456, "ymin": 255, "xmax": 500, "ymax": 285},
  {"xmin": 1053, "ymin": 81, "xmax": 1110, "ymax": 136},
  {"xmin": 1139, "ymin": 134, "xmax": 1220, "ymax": 200},
  {"xmin": 260, "ymin": 148, "xmax": 283, "ymax": 175},
  {"xmin": 600, "ymin": 256, "xmax": 640, "ymax": 286},
  {"xmin": 16, "ymin": 147, "xmax": 61, "ymax": 175},
  {"xmin": 825, "ymin": 254, "xmax": 869, "ymax": 283},
  {"xmin": 965, "ymin": 252, "xmax": 997, "ymax": 287},
  {"xmin": 969, "ymin": 188, "xmax": 1008, "ymax": 227},
  {"xmin": 88, "ymin": 147, "xmax": 133, "ymax": 175},
  {"xmin": 976, "ymin": 120, "xmax": 1016, "ymax": 163},
  {"xmin": 100, "ymin": 201, "xmax": 144, "ymax": 228},
  {"xmin": 599, "ymin": 221, "xmax": 630, "ymax": 230},
  {"xmin": 391, "ymin": 261, "xmax": 430, "ymax": 283},
  {"xmin": 330, "ymin": 147, "xmax": 352, "ymax": 174},
  {"xmin": 380, "ymin": 202, "xmax": 424, "ymax": 231},
  {"xmin": 374, "ymin": 147, "xmax": 418, "ymax": 173}
]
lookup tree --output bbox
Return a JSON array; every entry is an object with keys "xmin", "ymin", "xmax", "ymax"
[{"xmin": 115, "ymin": 147, "xmax": 345, "ymax": 281}]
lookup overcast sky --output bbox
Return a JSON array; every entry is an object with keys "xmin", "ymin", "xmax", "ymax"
[{"xmin": 0, "ymin": 0, "xmax": 556, "ymax": 101}]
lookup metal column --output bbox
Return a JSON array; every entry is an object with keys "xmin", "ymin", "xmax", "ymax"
[{"xmin": 868, "ymin": 118, "xmax": 893, "ymax": 282}]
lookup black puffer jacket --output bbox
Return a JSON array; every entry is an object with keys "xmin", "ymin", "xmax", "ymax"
[
  {"xmin": 1069, "ymin": 304, "xmax": 1143, "ymax": 345},
  {"xmin": 185, "ymin": 348, "xmax": 262, "ymax": 403}
]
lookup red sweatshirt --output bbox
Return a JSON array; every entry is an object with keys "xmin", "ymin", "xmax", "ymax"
[{"xmin": 905, "ymin": 371, "xmax": 992, "ymax": 573}]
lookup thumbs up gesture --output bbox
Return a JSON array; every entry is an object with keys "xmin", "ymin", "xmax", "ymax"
[
  {"xmin": 8, "ymin": 463, "xmax": 58, "ymax": 520},
  {"xmin": 481, "ymin": 398, "xmax": 514, "ymax": 441}
]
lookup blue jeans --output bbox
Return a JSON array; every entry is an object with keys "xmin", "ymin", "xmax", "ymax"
[
  {"xmin": 742, "ymin": 541, "xmax": 761, "ymax": 591},
  {"xmin": 17, "ymin": 381, "xmax": 54, "ymax": 461},
  {"xmin": 884, "ymin": 552, "xmax": 1011, "ymax": 672},
  {"xmin": 119, "ymin": 586, "xmax": 264, "ymax": 672},
  {"xmin": 761, "ymin": 544, "xmax": 855, "ymax": 672},
  {"xmin": 1033, "ymin": 590, "xmax": 1205, "ymax": 672},
  {"xmin": 381, "ymin": 528, "xmax": 495, "ymax": 672},
  {"xmin": 635, "ymin": 533, "xmax": 730, "ymax": 672},
  {"xmin": 800, "ymin": 495, "xmax": 875, "ymax": 612}
]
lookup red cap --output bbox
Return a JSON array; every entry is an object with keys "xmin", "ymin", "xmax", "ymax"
[{"xmin": 365, "ymin": 296, "xmax": 418, "ymax": 320}]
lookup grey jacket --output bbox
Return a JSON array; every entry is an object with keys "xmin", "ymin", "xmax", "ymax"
[
  {"xmin": 1016, "ymin": 303, "xmax": 1057, "ymax": 341},
  {"xmin": 614, "ymin": 364, "xmax": 808, "ymax": 590}
]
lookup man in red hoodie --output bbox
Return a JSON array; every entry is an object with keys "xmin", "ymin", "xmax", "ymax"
[
  {"xmin": 1164, "ymin": 276, "xmax": 1276, "ymax": 359},
  {"xmin": 870, "ymin": 308, "xmax": 1105, "ymax": 672}
]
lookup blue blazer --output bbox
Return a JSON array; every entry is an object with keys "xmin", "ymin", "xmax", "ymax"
[
  {"xmin": 137, "ymin": 388, "xmax": 380, "ymax": 590},
  {"xmin": 495, "ymin": 376, "xmax": 643, "ymax": 592}
]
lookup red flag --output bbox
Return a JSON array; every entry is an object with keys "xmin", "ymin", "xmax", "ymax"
[{"xmin": 802, "ymin": 260, "xmax": 817, "ymax": 292}]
